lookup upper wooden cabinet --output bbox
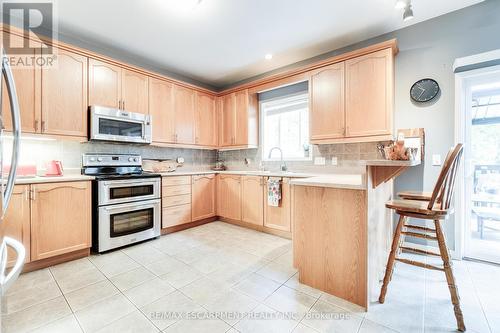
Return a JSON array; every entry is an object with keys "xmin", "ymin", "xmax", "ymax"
[
  {"xmin": 192, "ymin": 174, "xmax": 216, "ymax": 221},
  {"xmin": 1, "ymin": 34, "xmax": 41, "ymax": 134},
  {"xmin": 310, "ymin": 63, "xmax": 345, "ymax": 142},
  {"xmin": 88, "ymin": 59, "xmax": 121, "ymax": 109},
  {"xmin": 219, "ymin": 89, "xmax": 258, "ymax": 148},
  {"xmin": 174, "ymin": 85, "xmax": 196, "ymax": 144},
  {"xmin": 149, "ymin": 78, "xmax": 175, "ymax": 143},
  {"xmin": 41, "ymin": 48, "xmax": 88, "ymax": 137},
  {"xmin": 88, "ymin": 59, "xmax": 148, "ymax": 114},
  {"xmin": 217, "ymin": 174, "xmax": 242, "ymax": 220},
  {"xmin": 309, "ymin": 48, "xmax": 394, "ymax": 143},
  {"xmin": 241, "ymin": 176, "xmax": 264, "ymax": 226},
  {"xmin": 122, "ymin": 69, "xmax": 149, "ymax": 114},
  {"xmin": 345, "ymin": 48, "xmax": 393, "ymax": 138},
  {"xmin": 195, "ymin": 92, "xmax": 217, "ymax": 147}
]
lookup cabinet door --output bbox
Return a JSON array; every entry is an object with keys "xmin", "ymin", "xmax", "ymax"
[
  {"xmin": 122, "ymin": 69, "xmax": 148, "ymax": 114},
  {"xmin": 88, "ymin": 59, "xmax": 122, "ymax": 109},
  {"xmin": 174, "ymin": 85, "xmax": 195, "ymax": 144},
  {"xmin": 41, "ymin": 49, "xmax": 87, "ymax": 137},
  {"xmin": 192, "ymin": 174, "xmax": 216, "ymax": 221},
  {"xmin": 31, "ymin": 181, "xmax": 91, "ymax": 260},
  {"xmin": 195, "ymin": 92, "xmax": 217, "ymax": 146},
  {"xmin": 3, "ymin": 185, "xmax": 31, "ymax": 266},
  {"xmin": 345, "ymin": 48, "xmax": 393, "ymax": 138},
  {"xmin": 220, "ymin": 93, "xmax": 235, "ymax": 146},
  {"xmin": 217, "ymin": 175, "xmax": 241, "ymax": 220},
  {"xmin": 149, "ymin": 78, "xmax": 176, "ymax": 143},
  {"xmin": 310, "ymin": 63, "xmax": 345, "ymax": 141},
  {"xmin": 241, "ymin": 176, "xmax": 264, "ymax": 226},
  {"xmin": 264, "ymin": 177, "xmax": 291, "ymax": 232},
  {"xmin": 1, "ymin": 34, "xmax": 41, "ymax": 133},
  {"xmin": 234, "ymin": 90, "xmax": 249, "ymax": 145}
]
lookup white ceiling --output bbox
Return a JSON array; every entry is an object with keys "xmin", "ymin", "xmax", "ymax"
[{"xmin": 54, "ymin": 0, "xmax": 482, "ymax": 88}]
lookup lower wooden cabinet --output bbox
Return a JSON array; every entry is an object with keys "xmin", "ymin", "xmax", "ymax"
[
  {"xmin": 263, "ymin": 177, "xmax": 291, "ymax": 232},
  {"xmin": 241, "ymin": 176, "xmax": 264, "ymax": 226},
  {"xmin": 192, "ymin": 174, "xmax": 216, "ymax": 221},
  {"xmin": 162, "ymin": 176, "xmax": 192, "ymax": 228},
  {"xmin": 217, "ymin": 174, "xmax": 242, "ymax": 220},
  {"xmin": 162, "ymin": 204, "xmax": 191, "ymax": 228},
  {"xmin": 30, "ymin": 181, "xmax": 91, "ymax": 261},
  {"xmin": 4, "ymin": 185, "xmax": 31, "ymax": 267}
]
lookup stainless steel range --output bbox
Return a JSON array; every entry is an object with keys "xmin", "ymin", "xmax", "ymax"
[{"xmin": 82, "ymin": 154, "xmax": 161, "ymax": 252}]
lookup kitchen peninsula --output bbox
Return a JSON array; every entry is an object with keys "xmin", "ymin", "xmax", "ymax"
[{"xmin": 291, "ymin": 159, "xmax": 421, "ymax": 309}]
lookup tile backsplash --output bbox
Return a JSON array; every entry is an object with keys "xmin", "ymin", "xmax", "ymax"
[{"xmin": 3, "ymin": 136, "xmax": 385, "ymax": 175}]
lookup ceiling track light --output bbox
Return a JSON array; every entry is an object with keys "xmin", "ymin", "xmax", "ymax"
[
  {"xmin": 395, "ymin": 0, "xmax": 414, "ymax": 21},
  {"xmin": 394, "ymin": 0, "xmax": 408, "ymax": 10}
]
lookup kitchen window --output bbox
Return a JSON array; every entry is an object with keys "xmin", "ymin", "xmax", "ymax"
[{"xmin": 261, "ymin": 92, "xmax": 311, "ymax": 161}]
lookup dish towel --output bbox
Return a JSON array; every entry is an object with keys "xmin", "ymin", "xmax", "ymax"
[{"xmin": 267, "ymin": 177, "xmax": 282, "ymax": 207}]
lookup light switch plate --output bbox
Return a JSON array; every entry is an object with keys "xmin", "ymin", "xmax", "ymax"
[
  {"xmin": 331, "ymin": 156, "xmax": 338, "ymax": 166},
  {"xmin": 314, "ymin": 157, "xmax": 326, "ymax": 165},
  {"xmin": 432, "ymin": 154, "xmax": 441, "ymax": 166}
]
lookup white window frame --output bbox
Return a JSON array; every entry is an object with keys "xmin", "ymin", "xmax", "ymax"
[{"xmin": 260, "ymin": 92, "xmax": 311, "ymax": 162}]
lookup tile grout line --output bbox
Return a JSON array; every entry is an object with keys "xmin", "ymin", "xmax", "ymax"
[{"xmin": 464, "ymin": 260, "xmax": 494, "ymax": 333}]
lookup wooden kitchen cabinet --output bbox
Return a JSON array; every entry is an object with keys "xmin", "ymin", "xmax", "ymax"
[
  {"xmin": 162, "ymin": 176, "xmax": 192, "ymax": 228},
  {"xmin": 345, "ymin": 48, "xmax": 393, "ymax": 138},
  {"xmin": 310, "ymin": 62, "xmax": 345, "ymax": 142},
  {"xmin": 88, "ymin": 59, "xmax": 122, "ymax": 109},
  {"xmin": 217, "ymin": 174, "xmax": 241, "ymax": 220},
  {"xmin": 241, "ymin": 176, "xmax": 264, "ymax": 226},
  {"xmin": 41, "ymin": 48, "xmax": 88, "ymax": 137},
  {"xmin": 1, "ymin": 34, "xmax": 41, "ymax": 134},
  {"xmin": 30, "ymin": 181, "xmax": 91, "ymax": 261},
  {"xmin": 264, "ymin": 177, "xmax": 291, "ymax": 232},
  {"xmin": 174, "ymin": 85, "xmax": 196, "ymax": 144},
  {"xmin": 192, "ymin": 174, "xmax": 216, "ymax": 221},
  {"xmin": 3, "ymin": 185, "xmax": 31, "ymax": 266},
  {"xmin": 149, "ymin": 78, "xmax": 176, "ymax": 143},
  {"xmin": 121, "ymin": 69, "xmax": 149, "ymax": 114},
  {"xmin": 195, "ymin": 92, "xmax": 217, "ymax": 147},
  {"xmin": 219, "ymin": 89, "xmax": 258, "ymax": 148}
]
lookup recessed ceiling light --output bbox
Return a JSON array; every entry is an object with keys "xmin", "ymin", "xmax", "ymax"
[
  {"xmin": 403, "ymin": 4, "xmax": 414, "ymax": 21},
  {"xmin": 394, "ymin": 0, "xmax": 408, "ymax": 10},
  {"xmin": 265, "ymin": 54, "xmax": 273, "ymax": 60}
]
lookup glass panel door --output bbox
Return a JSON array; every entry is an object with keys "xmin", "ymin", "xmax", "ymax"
[
  {"xmin": 110, "ymin": 208, "xmax": 154, "ymax": 237},
  {"xmin": 464, "ymin": 73, "xmax": 500, "ymax": 263}
]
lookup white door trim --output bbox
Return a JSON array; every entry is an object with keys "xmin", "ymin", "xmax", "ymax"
[{"xmin": 454, "ymin": 63, "xmax": 500, "ymax": 260}]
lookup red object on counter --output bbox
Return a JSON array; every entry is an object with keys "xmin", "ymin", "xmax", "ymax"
[
  {"xmin": 2, "ymin": 164, "xmax": 37, "ymax": 177},
  {"xmin": 45, "ymin": 160, "xmax": 64, "ymax": 176}
]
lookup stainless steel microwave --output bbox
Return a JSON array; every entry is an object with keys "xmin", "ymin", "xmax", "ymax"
[{"xmin": 90, "ymin": 106, "xmax": 152, "ymax": 144}]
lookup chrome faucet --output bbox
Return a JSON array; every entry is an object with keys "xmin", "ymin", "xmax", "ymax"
[{"xmin": 268, "ymin": 147, "xmax": 287, "ymax": 172}]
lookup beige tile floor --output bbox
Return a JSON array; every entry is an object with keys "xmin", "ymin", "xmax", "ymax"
[{"xmin": 2, "ymin": 221, "xmax": 499, "ymax": 333}]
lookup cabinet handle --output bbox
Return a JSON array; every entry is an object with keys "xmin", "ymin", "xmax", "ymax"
[
  {"xmin": 118, "ymin": 100, "xmax": 122, "ymax": 109},
  {"xmin": 41, "ymin": 121, "xmax": 46, "ymax": 132},
  {"xmin": 31, "ymin": 187, "xmax": 36, "ymax": 201},
  {"xmin": 34, "ymin": 120, "xmax": 39, "ymax": 132},
  {"xmin": 122, "ymin": 101, "xmax": 125, "ymax": 110}
]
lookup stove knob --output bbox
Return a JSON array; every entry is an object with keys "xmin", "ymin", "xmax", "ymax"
[
  {"xmin": 97, "ymin": 157, "xmax": 103, "ymax": 162},
  {"xmin": 89, "ymin": 157, "xmax": 96, "ymax": 162},
  {"xmin": 128, "ymin": 157, "xmax": 134, "ymax": 162},
  {"xmin": 134, "ymin": 157, "xmax": 139, "ymax": 162}
]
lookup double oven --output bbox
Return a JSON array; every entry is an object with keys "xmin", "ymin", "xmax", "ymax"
[{"xmin": 82, "ymin": 154, "xmax": 161, "ymax": 252}]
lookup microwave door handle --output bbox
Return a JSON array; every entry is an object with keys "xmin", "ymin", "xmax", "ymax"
[
  {"xmin": 1, "ymin": 49, "xmax": 21, "ymax": 216},
  {"xmin": 0, "ymin": 237, "xmax": 26, "ymax": 295}
]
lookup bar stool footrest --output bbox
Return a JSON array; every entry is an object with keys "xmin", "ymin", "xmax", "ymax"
[{"xmin": 395, "ymin": 257, "xmax": 444, "ymax": 271}]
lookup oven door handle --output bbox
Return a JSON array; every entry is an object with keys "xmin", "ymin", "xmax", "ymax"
[
  {"xmin": 101, "ymin": 200, "xmax": 160, "ymax": 213},
  {"xmin": 102, "ymin": 180, "xmax": 158, "ymax": 186}
]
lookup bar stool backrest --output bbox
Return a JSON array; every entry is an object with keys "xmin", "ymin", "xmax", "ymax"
[{"xmin": 427, "ymin": 144, "xmax": 464, "ymax": 211}]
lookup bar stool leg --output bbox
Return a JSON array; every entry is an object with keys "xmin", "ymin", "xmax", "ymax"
[
  {"xmin": 379, "ymin": 215, "xmax": 406, "ymax": 303},
  {"xmin": 434, "ymin": 219, "xmax": 466, "ymax": 332}
]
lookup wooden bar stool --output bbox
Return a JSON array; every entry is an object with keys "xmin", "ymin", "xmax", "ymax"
[{"xmin": 379, "ymin": 144, "xmax": 465, "ymax": 332}]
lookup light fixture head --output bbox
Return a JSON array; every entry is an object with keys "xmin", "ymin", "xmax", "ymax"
[
  {"xmin": 403, "ymin": 4, "xmax": 414, "ymax": 21},
  {"xmin": 265, "ymin": 54, "xmax": 273, "ymax": 60},
  {"xmin": 394, "ymin": 0, "xmax": 408, "ymax": 10}
]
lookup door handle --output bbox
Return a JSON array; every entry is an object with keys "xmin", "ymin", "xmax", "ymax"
[
  {"xmin": 0, "ymin": 237, "xmax": 26, "ymax": 295},
  {"xmin": 2, "ymin": 48, "xmax": 21, "ymax": 216}
]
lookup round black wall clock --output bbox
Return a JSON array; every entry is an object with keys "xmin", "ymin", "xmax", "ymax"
[{"xmin": 410, "ymin": 78, "xmax": 440, "ymax": 103}]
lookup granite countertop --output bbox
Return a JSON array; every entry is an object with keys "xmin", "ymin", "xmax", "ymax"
[{"xmin": 289, "ymin": 174, "xmax": 366, "ymax": 190}]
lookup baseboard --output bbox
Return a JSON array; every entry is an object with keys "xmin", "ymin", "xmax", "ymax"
[
  {"xmin": 219, "ymin": 217, "xmax": 292, "ymax": 239},
  {"xmin": 161, "ymin": 216, "xmax": 217, "ymax": 235},
  {"xmin": 22, "ymin": 248, "xmax": 90, "ymax": 273}
]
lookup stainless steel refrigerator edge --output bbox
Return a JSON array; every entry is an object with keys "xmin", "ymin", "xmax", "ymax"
[{"xmin": 0, "ymin": 48, "xmax": 26, "ymax": 322}]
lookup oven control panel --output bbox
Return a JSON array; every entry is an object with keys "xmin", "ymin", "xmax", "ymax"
[{"xmin": 82, "ymin": 154, "xmax": 142, "ymax": 167}]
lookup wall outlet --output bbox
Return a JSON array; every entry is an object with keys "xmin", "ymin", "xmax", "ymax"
[
  {"xmin": 314, "ymin": 157, "xmax": 326, "ymax": 165},
  {"xmin": 432, "ymin": 154, "xmax": 441, "ymax": 166},
  {"xmin": 331, "ymin": 156, "xmax": 338, "ymax": 166}
]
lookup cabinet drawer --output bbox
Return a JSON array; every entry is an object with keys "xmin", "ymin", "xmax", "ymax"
[
  {"xmin": 162, "ymin": 176, "xmax": 191, "ymax": 186},
  {"xmin": 162, "ymin": 204, "xmax": 191, "ymax": 228},
  {"xmin": 162, "ymin": 185, "xmax": 191, "ymax": 197},
  {"xmin": 162, "ymin": 194, "xmax": 191, "ymax": 207}
]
